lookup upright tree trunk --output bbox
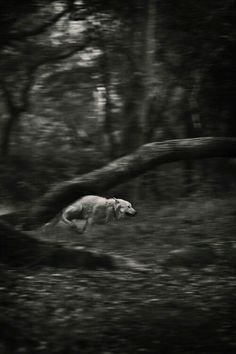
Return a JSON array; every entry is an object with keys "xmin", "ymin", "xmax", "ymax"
[
  {"xmin": 140, "ymin": 0, "xmax": 157, "ymax": 142},
  {"xmin": 121, "ymin": 11, "xmax": 146, "ymax": 154},
  {"xmin": 122, "ymin": 72, "xmax": 144, "ymax": 154},
  {"xmin": 122, "ymin": 0, "xmax": 157, "ymax": 158},
  {"xmin": 1, "ymin": 111, "xmax": 20, "ymax": 156},
  {"xmin": 138, "ymin": 0, "xmax": 157, "ymax": 198},
  {"xmin": 0, "ymin": 82, "xmax": 23, "ymax": 156},
  {"xmin": 0, "ymin": 68, "xmax": 35, "ymax": 156},
  {"xmin": 183, "ymin": 72, "xmax": 204, "ymax": 194},
  {"xmin": 100, "ymin": 50, "xmax": 117, "ymax": 159}
]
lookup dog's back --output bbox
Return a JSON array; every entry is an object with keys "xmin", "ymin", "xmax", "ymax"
[{"xmin": 63, "ymin": 195, "xmax": 107, "ymax": 221}]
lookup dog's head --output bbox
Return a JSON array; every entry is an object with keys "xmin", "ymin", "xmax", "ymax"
[{"xmin": 112, "ymin": 198, "xmax": 137, "ymax": 220}]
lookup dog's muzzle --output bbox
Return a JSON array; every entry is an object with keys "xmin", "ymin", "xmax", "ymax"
[{"xmin": 125, "ymin": 209, "xmax": 137, "ymax": 217}]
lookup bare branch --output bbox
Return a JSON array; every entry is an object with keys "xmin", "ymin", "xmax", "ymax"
[
  {"xmin": 37, "ymin": 41, "xmax": 91, "ymax": 66},
  {"xmin": 8, "ymin": 6, "xmax": 69, "ymax": 41},
  {"xmin": 0, "ymin": 37, "xmax": 93, "ymax": 118}
]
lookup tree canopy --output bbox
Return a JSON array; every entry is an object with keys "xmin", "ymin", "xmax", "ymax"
[{"xmin": 0, "ymin": 0, "xmax": 235, "ymax": 204}]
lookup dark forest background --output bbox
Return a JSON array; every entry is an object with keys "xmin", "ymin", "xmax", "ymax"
[
  {"xmin": 0, "ymin": 1, "xmax": 236, "ymax": 354},
  {"xmin": 0, "ymin": 0, "xmax": 236, "ymax": 204}
]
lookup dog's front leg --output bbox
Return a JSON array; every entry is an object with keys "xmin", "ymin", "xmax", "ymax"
[
  {"xmin": 83, "ymin": 217, "xmax": 94, "ymax": 233},
  {"xmin": 71, "ymin": 220, "xmax": 89, "ymax": 248},
  {"xmin": 71, "ymin": 219, "xmax": 86, "ymax": 234},
  {"xmin": 81, "ymin": 218, "xmax": 94, "ymax": 246}
]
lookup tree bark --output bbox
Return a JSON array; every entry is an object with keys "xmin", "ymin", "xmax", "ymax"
[
  {"xmin": 121, "ymin": 14, "xmax": 145, "ymax": 154},
  {"xmin": 20, "ymin": 137, "xmax": 236, "ymax": 228},
  {"xmin": 0, "ymin": 68, "xmax": 36, "ymax": 156},
  {"xmin": 0, "ymin": 220, "xmax": 115, "ymax": 269},
  {"xmin": 1, "ymin": 110, "xmax": 21, "ymax": 156},
  {"xmin": 0, "ymin": 220, "xmax": 148, "ymax": 271},
  {"xmin": 100, "ymin": 46, "xmax": 117, "ymax": 159},
  {"xmin": 140, "ymin": 0, "xmax": 157, "ymax": 142}
]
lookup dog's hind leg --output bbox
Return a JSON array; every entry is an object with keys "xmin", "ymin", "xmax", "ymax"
[
  {"xmin": 43, "ymin": 213, "xmax": 62, "ymax": 242},
  {"xmin": 70, "ymin": 219, "xmax": 87, "ymax": 234}
]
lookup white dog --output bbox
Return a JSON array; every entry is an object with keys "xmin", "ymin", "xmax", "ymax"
[{"xmin": 55, "ymin": 195, "xmax": 136, "ymax": 233}]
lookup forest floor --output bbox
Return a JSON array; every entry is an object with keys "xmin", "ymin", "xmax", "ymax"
[{"xmin": 0, "ymin": 194, "xmax": 236, "ymax": 354}]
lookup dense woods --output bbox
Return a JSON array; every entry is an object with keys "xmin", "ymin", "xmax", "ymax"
[
  {"xmin": 0, "ymin": 0, "xmax": 236, "ymax": 202},
  {"xmin": 0, "ymin": 1, "xmax": 236, "ymax": 353}
]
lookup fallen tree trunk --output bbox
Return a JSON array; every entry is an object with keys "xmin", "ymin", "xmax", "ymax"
[
  {"xmin": 14, "ymin": 137, "xmax": 236, "ymax": 228},
  {"xmin": 0, "ymin": 221, "xmax": 148, "ymax": 271},
  {"xmin": 0, "ymin": 220, "xmax": 115, "ymax": 269}
]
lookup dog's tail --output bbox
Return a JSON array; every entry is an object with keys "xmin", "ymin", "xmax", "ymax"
[
  {"xmin": 61, "ymin": 210, "xmax": 74, "ymax": 227},
  {"xmin": 44, "ymin": 212, "xmax": 62, "ymax": 228}
]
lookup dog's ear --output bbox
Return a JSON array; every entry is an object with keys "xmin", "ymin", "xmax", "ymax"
[
  {"xmin": 111, "ymin": 198, "xmax": 123, "ymax": 219},
  {"xmin": 111, "ymin": 197, "xmax": 119, "ymax": 207},
  {"xmin": 112, "ymin": 198, "xmax": 119, "ymax": 208}
]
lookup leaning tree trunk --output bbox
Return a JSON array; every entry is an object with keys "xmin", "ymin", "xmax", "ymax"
[
  {"xmin": 0, "ymin": 220, "xmax": 120, "ymax": 270},
  {"xmin": 19, "ymin": 137, "xmax": 236, "ymax": 229}
]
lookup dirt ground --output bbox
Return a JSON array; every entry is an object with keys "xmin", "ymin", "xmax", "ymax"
[{"xmin": 0, "ymin": 196, "xmax": 236, "ymax": 353}]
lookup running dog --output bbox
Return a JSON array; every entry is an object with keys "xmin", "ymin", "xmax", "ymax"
[{"xmin": 52, "ymin": 195, "xmax": 137, "ymax": 233}]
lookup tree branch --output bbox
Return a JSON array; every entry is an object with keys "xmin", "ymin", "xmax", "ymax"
[
  {"xmin": 0, "ymin": 220, "xmax": 115, "ymax": 269},
  {"xmin": 0, "ymin": 37, "xmax": 92, "ymax": 155},
  {"xmin": 29, "ymin": 38, "xmax": 93, "ymax": 71},
  {"xmin": 1, "ymin": 38, "xmax": 93, "ymax": 114},
  {"xmin": 8, "ymin": 6, "xmax": 69, "ymax": 41}
]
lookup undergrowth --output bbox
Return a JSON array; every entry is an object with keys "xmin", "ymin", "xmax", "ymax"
[{"xmin": 0, "ymin": 194, "xmax": 236, "ymax": 354}]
